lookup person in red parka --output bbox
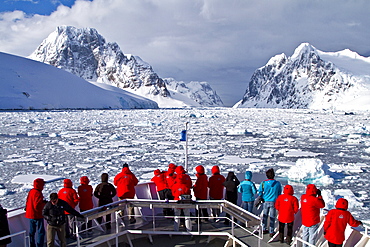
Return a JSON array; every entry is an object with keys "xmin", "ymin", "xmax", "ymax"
[
  {"xmin": 172, "ymin": 173, "xmax": 192, "ymax": 231},
  {"xmin": 300, "ymin": 184, "xmax": 325, "ymax": 247},
  {"xmin": 175, "ymin": 165, "xmax": 192, "ymax": 190},
  {"xmin": 208, "ymin": 165, "xmax": 225, "ymax": 220},
  {"xmin": 151, "ymin": 169, "xmax": 174, "ymax": 216},
  {"xmin": 165, "ymin": 163, "xmax": 177, "ymax": 190},
  {"xmin": 77, "ymin": 176, "xmax": 93, "ymax": 234},
  {"xmin": 275, "ymin": 184, "xmax": 299, "ymax": 244},
  {"xmin": 58, "ymin": 179, "xmax": 79, "ymax": 238},
  {"xmin": 25, "ymin": 178, "xmax": 46, "ymax": 247},
  {"xmin": 114, "ymin": 163, "xmax": 139, "ymax": 224},
  {"xmin": 324, "ymin": 198, "xmax": 362, "ymax": 247},
  {"xmin": 193, "ymin": 165, "xmax": 209, "ymax": 222}
]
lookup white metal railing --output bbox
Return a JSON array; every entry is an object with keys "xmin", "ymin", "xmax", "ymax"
[
  {"xmin": 0, "ymin": 230, "xmax": 28, "ymax": 247},
  {"xmin": 73, "ymin": 198, "xmax": 263, "ymax": 247}
]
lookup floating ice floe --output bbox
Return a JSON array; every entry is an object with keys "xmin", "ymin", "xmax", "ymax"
[
  {"xmin": 0, "ymin": 183, "xmax": 8, "ymax": 196},
  {"xmin": 12, "ymin": 174, "xmax": 64, "ymax": 185},
  {"xmin": 219, "ymin": 155, "xmax": 263, "ymax": 165},
  {"xmin": 287, "ymin": 158, "xmax": 334, "ymax": 185},
  {"xmin": 284, "ymin": 149, "xmax": 323, "ymax": 158},
  {"xmin": 3, "ymin": 156, "xmax": 41, "ymax": 163},
  {"xmin": 269, "ymin": 120, "xmax": 288, "ymax": 127},
  {"xmin": 323, "ymin": 189, "xmax": 364, "ymax": 210},
  {"xmin": 133, "ymin": 121, "xmax": 161, "ymax": 127},
  {"xmin": 328, "ymin": 163, "xmax": 365, "ymax": 173},
  {"xmin": 225, "ymin": 128, "xmax": 252, "ymax": 136}
]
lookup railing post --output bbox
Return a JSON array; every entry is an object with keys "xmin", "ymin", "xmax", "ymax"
[{"xmin": 76, "ymin": 217, "xmax": 80, "ymax": 247}]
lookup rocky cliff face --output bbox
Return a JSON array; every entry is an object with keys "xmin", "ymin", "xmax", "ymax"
[
  {"xmin": 235, "ymin": 43, "xmax": 367, "ymax": 110},
  {"xmin": 29, "ymin": 26, "xmax": 225, "ymax": 107},
  {"xmin": 29, "ymin": 26, "xmax": 170, "ymax": 98}
]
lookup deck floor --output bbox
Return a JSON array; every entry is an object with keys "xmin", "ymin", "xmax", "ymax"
[{"xmin": 67, "ymin": 216, "xmax": 291, "ymax": 247}]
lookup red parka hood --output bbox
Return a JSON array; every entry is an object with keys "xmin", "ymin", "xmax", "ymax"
[
  {"xmin": 121, "ymin": 167, "xmax": 131, "ymax": 174},
  {"xmin": 175, "ymin": 165, "xmax": 185, "ymax": 174},
  {"xmin": 154, "ymin": 169, "xmax": 161, "ymax": 175},
  {"xmin": 305, "ymin": 184, "xmax": 317, "ymax": 196},
  {"xmin": 211, "ymin": 165, "xmax": 220, "ymax": 174},
  {"xmin": 33, "ymin": 178, "xmax": 45, "ymax": 191},
  {"xmin": 195, "ymin": 165, "xmax": 205, "ymax": 174},
  {"xmin": 80, "ymin": 176, "xmax": 89, "ymax": 185},
  {"xmin": 283, "ymin": 184, "xmax": 294, "ymax": 195},
  {"xmin": 168, "ymin": 163, "xmax": 176, "ymax": 170},
  {"xmin": 335, "ymin": 198, "xmax": 348, "ymax": 210},
  {"xmin": 64, "ymin": 179, "xmax": 73, "ymax": 188}
]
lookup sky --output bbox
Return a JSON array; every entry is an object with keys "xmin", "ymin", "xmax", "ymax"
[{"xmin": 0, "ymin": 0, "xmax": 370, "ymax": 106}]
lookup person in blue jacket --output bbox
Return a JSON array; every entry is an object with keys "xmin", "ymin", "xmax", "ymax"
[
  {"xmin": 237, "ymin": 171, "xmax": 257, "ymax": 213},
  {"xmin": 258, "ymin": 168, "xmax": 282, "ymax": 237}
]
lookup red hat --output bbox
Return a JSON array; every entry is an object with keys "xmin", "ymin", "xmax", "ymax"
[
  {"xmin": 211, "ymin": 165, "xmax": 220, "ymax": 174},
  {"xmin": 195, "ymin": 165, "xmax": 205, "ymax": 174}
]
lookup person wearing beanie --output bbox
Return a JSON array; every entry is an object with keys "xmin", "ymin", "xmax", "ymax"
[
  {"xmin": 275, "ymin": 184, "xmax": 299, "ymax": 244},
  {"xmin": 25, "ymin": 178, "xmax": 46, "ymax": 247},
  {"xmin": 151, "ymin": 169, "xmax": 174, "ymax": 216},
  {"xmin": 77, "ymin": 176, "xmax": 93, "ymax": 234},
  {"xmin": 114, "ymin": 164, "xmax": 139, "ymax": 224},
  {"xmin": 258, "ymin": 168, "xmax": 282, "ymax": 237},
  {"xmin": 324, "ymin": 198, "xmax": 362, "ymax": 247},
  {"xmin": 238, "ymin": 171, "xmax": 257, "ymax": 213},
  {"xmin": 193, "ymin": 165, "xmax": 209, "ymax": 222},
  {"xmin": 208, "ymin": 165, "xmax": 225, "ymax": 221},
  {"xmin": 300, "ymin": 184, "xmax": 325, "ymax": 247},
  {"xmin": 94, "ymin": 173, "xmax": 116, "ymax": 230},
  {"xmin": 223, "ymin": 171, "xmax": 240, "ymax": 225},
  {"xmin": 58, "ymin": 179, "xmax": 79, "ymax": 239}
]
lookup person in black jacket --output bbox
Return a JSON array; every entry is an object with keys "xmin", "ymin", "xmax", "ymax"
[
  {"xmin": 222, "ymin": 172, "xmax": 240, "ymax": 225},
  {"xmin": 42, "ymin": 193, "xmax": 84, "ymax": 247},
  {"xmin": 0, "ymin": 203, "xmax": 11, "ymax": 247},
  {"xmin": 93, "ymin": 173, "xmax": 117, "ymax": 230}
]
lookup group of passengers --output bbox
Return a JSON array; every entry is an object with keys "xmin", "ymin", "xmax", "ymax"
[
  {"xmin": 238, "ymin": 168, "xmax": 362, "ymax": 247},
  {"xmin": 0, "ymin": 163, "xmax": 363, "ymax": 247},
  {"xmin": 151, "ymin": 164, "xmax": 231, "ymax": 231},
  {"xmin": 22, "ymin": 162, "xmax": 138, "ymax": 247}
]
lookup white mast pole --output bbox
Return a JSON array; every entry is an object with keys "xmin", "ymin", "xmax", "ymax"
[{"xmin": 185, "ymin": 122, "xmax": 189, "ymax": 172}]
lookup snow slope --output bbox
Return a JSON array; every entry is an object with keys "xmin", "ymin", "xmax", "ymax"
[{"xmin": 0, "ymin": 52, "xmax": 158, "ymax": 110}]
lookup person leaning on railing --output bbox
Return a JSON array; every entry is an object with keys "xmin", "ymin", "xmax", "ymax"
[
  {"xmin": 42, "ymin": 193, "xmax": 84, "ymax": 247},
  {"xmin": 324, "ymin": 198, "xmax": 362, "ymax": 247}
]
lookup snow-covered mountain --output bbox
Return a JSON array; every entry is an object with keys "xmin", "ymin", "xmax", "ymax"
[
  {"xmin": 29, "ymin": 26, "xmax": 223, "ymax": 108},
  {"xmin": 234, "ymin": 43, "xmax": 370, "ymax": 111},
  {"xmin": 164, "ymin": 78, "xmax": 223, "ymax": 107},
  {"xmin": 0, "ymin": 52, "xmax": 158, "ymax": 110}
]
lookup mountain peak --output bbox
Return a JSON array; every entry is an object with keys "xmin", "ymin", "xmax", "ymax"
[
  {"xmin": 291, "ymin": 42, "xmax": 318, "ymax": 60},
  {"xmin": 236, "ymin": 43, "xmax": 370, "ymax": 111}
]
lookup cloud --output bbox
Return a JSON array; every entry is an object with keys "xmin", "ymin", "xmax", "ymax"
[{"xmin": 0, "ymin": 0, "xmax": 370, "ymax": 106}]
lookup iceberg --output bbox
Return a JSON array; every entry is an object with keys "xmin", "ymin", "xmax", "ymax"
[{"xmin": 287, "ymin": 158, "xmax": 334, "ymax": 185}]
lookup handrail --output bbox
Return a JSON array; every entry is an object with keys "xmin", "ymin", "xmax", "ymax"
[
  {"xmin": 74, "ymin": 198, "xmax": 262, "ymax": 247},
  {"xmin": 0, "ymin": 230, "xmax": 27, "ymax": 247}
]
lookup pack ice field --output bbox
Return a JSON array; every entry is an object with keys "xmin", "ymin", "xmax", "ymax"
[{"xmin": 0, "ymin": 108, "xmax": 369, "ymax": 221}]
